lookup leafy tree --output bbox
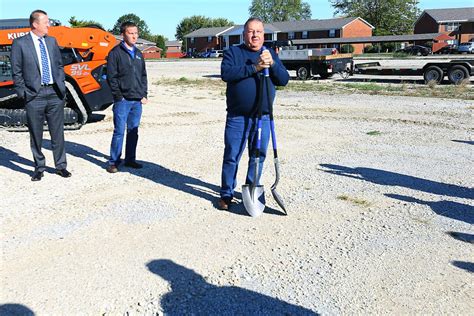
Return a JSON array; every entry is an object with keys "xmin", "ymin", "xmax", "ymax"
[
  {"xmin": 249, "ymin": 0, "xmax": 312, "ymax": 23},
  {"xmin": 330, "ymin": 0, "xmax": 421, "ymax": 35},
  {"xmin": 148, "ymin": 34, "xmax": 168, "ymax": 56},
  {"xmin": 68, "ymin": 16, "xmax": 104, "ymax": 29},
  {"xmin": 111, "ymin": 13, "xmax": 151, "ymax": 38},
  {"xmin": 175, "ymin": 15, "xmax": 234, "ymax": 42}
]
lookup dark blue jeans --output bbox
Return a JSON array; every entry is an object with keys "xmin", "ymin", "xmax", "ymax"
[
  {"xmin": 108, "ymin": 99, "xmax": 142, "ymax": 166},
  {"xmin": 220, "ymin": 114, "xmax": 270, "ymax": 200}
]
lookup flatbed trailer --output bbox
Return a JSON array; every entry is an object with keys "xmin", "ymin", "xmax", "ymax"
[
  {"xmin": 278, "ymin": 48, "xmax": 353, "ymax": 80},
  {"xmin": 354, "ymin": 59, "xmax": 474, "ymax": 84}
]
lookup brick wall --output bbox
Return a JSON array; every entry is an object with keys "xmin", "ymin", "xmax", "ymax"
[
  {"xmin": 186, "ymin": 36, "xmax": 222, "ymax": 53},
  {"xmin": 142, "ymin": 52, "xmax": 161, "ymax": 59},
  {"xmin": 341, "ymin": 19, "xmax": 373, "ymax": 54}
]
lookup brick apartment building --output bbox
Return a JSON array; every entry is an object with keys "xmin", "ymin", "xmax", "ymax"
[
  {"xmin": 184, "ymin": 17, "xmax": 373, "ymax": 54},
  {"xmin": 414, "ymin": 7, "xmax": 474, "ymax": 44},
  {"xmin": 165, "ymin": 40, "xmax": 185, "ymax": 58}
]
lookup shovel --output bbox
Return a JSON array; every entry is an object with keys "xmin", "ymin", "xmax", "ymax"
[
  {"xmin": 266, "ymin": 74, "xmax": 287, "ymax": 214},
  {"xmin": 242, "ymin": 67, "xmax": 267, "ymax": 217}
]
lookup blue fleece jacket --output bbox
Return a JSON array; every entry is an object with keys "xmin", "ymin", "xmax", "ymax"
[{"xmin": 221, "ymin": 44, "xmax": 289, "ymax": 116}]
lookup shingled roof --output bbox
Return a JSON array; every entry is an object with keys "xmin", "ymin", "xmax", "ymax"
[
  {"xmin": 270, "ymin": 17, "xmax": 374, "ymax": 32},
  {"xmin": 184, "ymin": 26, "xmax": 234, "ymax": 38},
  {"xmin": 421, "ymin": 7, "xmax": 474, "ymax": 23},
  {"xmin": 184, "ymin": 17, "xmax": 374, "ymax": 38}
]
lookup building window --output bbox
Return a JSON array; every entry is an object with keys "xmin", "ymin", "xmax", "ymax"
[
  {"xmin": 302, "ymin": 31, "xmax": 308, "ymax": 39},
  {"xmin": 444, "ymin": 22, "xmax": 460, "ymax": 32},
  {"xmin": 207, "ymin": 36, "xmax": 212, "ymax": 42},
  {"xmin": 190, "ymin": 37, "xmax": 195, "ymax": 44},
  {"xmin": 329, "ymin": 29, "xmax": 336, "ymax": 38},
  {"xmin": 288, "ymin": 32, "xmax": 295, "ymax": 39}
]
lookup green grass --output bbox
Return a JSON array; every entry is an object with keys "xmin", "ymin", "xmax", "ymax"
[
  {"xmin": 366, "ymin": 130, "xmax": 382, "ymax": 136},
  {"xmin": 337, "ymin": 195, "xmax": 372, "ymax": 207},
  {"xmin": 154, "ymin": 77, "xmax": 473, "ymax": 100},
  {"xmin": 279, "ymin": 80, "xmax": 473, "ymax": 100}
]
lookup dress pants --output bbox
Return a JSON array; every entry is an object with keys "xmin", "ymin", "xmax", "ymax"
[{"xmin": 25, "ymin": 85, "xmax": 67, "ymax": 172}]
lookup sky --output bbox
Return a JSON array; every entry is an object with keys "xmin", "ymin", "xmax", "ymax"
[{"xmin": 1, "ymin": 0, "xmax": 473, "ymax": 40}]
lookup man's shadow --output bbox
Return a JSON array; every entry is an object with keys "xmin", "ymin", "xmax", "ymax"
[
  {"xmin": 447, "ymin": 231, "xmax": 474, "ymax": 244},
  {"xmin": 385, "ymin": 194, "xmax": 473, "ymax": 225},
  {"xmin": 44, "ymin": 140, "xmax": 283, "ymax": 216},
  {"xmin": 0, "ymin": 303, "xmax": 34, "ymax": 315},
  {"xmin": 146, "ymin": 259, "xmax": 318, "ymax": 315},
  {"xmin": 451, "ymin": 261, "xmax": 474, "ymax": 273},
  {"xmin": 320, "ymin": 164, "xmax": 473, "ymax": 200},
  {"xmin": 0, "ymin": 146, "xmax": 33, "ymax": 175}
]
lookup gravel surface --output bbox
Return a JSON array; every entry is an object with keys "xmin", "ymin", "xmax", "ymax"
[{"xmin": 0, "ymin": 60, "xmax": 473, "ymax": 314}]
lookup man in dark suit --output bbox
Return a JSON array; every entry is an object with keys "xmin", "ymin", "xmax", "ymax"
[{"xmin": 11, "ymin": 9, "xmax": 71, "ymax": 181}]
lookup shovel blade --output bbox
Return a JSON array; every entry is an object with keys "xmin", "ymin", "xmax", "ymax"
[
  {"xmin": 242, "ymin": 184, "xmax": 265, "ymax": 217},
  {"xmin": 271, "ymin": 187, "xmax": 287, "ymax": 214}
]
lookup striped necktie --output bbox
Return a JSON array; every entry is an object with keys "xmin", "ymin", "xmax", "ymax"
[{"xmin": 38, "ymin": 38, "xmax": 51, "ymax": 84}]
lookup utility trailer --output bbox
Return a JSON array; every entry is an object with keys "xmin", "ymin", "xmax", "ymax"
[
  {"xmin": 354, "ymin": 59, "xmax": 474, "ymax": 84},
  {"xmin": 277, "ymin": 47, "xmax": 353, "ymax": 80}
]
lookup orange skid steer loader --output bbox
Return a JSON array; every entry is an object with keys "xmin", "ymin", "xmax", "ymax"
[{"xmin": 0, "ymin": 21, "xmax": 116, "ymax": 131}]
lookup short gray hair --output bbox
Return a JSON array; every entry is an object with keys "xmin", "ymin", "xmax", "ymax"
[{"xmin": 243, "ymin": 17, "xmax": 264, "ymax": 31}]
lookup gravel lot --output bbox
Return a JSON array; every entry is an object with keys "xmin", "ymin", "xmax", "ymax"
[{"xmin": 1, "ymin": 59, "xmax": 473, "ymax": 314}]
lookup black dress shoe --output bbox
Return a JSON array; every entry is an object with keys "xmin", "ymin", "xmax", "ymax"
[
  {"xmin": 31, "ymin": 171, "xmax": 44, "ymax": 181},
  {"xmin": 124, "ymin": 161, "xmax": 143, "ymax": 169},
  {"xmin": 56, "ymin": 169, "xmax": 72, "ymax": 178}
]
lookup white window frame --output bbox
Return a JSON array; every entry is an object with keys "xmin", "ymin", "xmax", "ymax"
[
  {"xmin": 302, "ymin": 31, "xmax": 308, "ymax": 39},
  {"xmin": 288, "ymin": 32, "xmax": 295, "ymax": 40},
  {"xmin": 190, "ymin": 37, "xmax": 195, "ymax": 44},
  {"xmin": 444, "ymin": 22, "xmax": 460, "ymax": 32},
  {"xmin": 207, "ymin": 36, "xmax": 212, "ymax": 42},
  {"xmin": 329, "ymin": 29, "xmax": 336, "ymax": 38}
]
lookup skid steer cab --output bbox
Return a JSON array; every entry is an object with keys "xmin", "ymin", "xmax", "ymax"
[{"xmin": 0, "ymin": 22, "xmax": 116, "ymax": 131}]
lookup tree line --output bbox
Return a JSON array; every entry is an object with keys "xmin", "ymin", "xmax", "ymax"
[{"xmin": 68, "ymin": 0, "xmax": 421, "ymax": 54}]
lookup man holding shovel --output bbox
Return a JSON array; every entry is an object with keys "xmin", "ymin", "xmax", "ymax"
[{"xmin": 218, "ymin": 17, "xmax": 289, "ymax": 211}]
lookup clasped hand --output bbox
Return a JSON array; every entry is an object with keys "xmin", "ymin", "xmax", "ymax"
[{"xmin": 255, "ymin": 49, "xmax": 274, "ymax": 72}]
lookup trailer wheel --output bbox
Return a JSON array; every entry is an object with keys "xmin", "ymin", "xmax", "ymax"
[
  {"xmin": 424, "ymin": 66, "xmax": 443, "ymax": 84},
  {"xmin": 448, "ymin": 65, "xmax": 469, "ymax": 84},
  {"xmin": 296, "ymin": 66, "xmax": 310, "ymax": 80}
]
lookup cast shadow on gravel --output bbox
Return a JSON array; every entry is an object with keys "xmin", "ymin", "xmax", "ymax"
[
  {"xmin": 320, "ymin": 164, "xmax": 474, "ymax": 200},
  {"xmin": 0, "ymin": 303, "xmax": 34, "ymax": 315},
  {"xmin": 48, "ymin": 140, "xmax": 285, "ymax": 217},
  {"xmin": 0, "ymin": 146, "xmax": 56, "ymax": 176},
  {"xmin": 447, "ymin": 231, "xmax": 474, "ymax": 244},
  {"xmin": 451, "ymin": 139, "xmax": 474, "ymax": 145},
  {"xmin": 146, "ymin": 259, "xmax": 318, "ymax": 315},
  {"xmin": 0, "ymin": 146, "xmax": 33, "ymax": 175},
  {"xmin": 451, "ymin": 261, "xmax": 474, "ymax": 273},
  {"xmin": 385, "ymin": 194, "xmax": 474, "ymax": 225},
  {"xmin": 50, "ymin": 140, "xmax": 222, "ymax": 205}
]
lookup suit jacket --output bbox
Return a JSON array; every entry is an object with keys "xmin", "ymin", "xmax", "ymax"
[{"xmin": 11, "ymin": 33, "xmax": 66, "ymax": 102}]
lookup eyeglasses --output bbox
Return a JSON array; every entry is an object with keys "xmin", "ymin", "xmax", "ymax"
[{"xmin": 245, "ymin": 30, "xmax": 263, "ymax": 35}]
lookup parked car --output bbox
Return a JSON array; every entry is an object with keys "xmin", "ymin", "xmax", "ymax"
[
  {"xmin": 457, "ymin": 42, "xmax": 474, "ymax": 54},
  {"xmin": 196, "ymin": 51, "xmax": 211, "ymax": 58},
  {"xmin": 396, "ymin": 45, "xmax": 431, "ymax": 56},
  {"xmin": 435, "ymin": 44, "xmax": 457, "ymax": 54},
  {"xmin": 209, "ymin": 50, "xmax": 223, "ymax": 58}
]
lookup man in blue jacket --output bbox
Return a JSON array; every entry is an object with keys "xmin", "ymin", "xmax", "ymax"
[
  {"xmin": 218, "ymin": 17, "xmax": 289, "ymax": 210},
  {"xmin": 106, "ymin": 21, "xmax": 148, "ymax": 173}
]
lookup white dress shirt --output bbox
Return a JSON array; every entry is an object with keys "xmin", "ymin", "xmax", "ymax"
[{"xmin": 30, "ymin": 32, "xmax": 53, "ymax": 84}]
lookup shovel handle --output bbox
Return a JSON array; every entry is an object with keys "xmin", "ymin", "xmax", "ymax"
[
  {"xmin": 270, "ymin": 119, "xmax": 278, "ymax": 158},
  {"xmin": 262, "ymin": 46, "xmax": 270, "ymax": 77}
]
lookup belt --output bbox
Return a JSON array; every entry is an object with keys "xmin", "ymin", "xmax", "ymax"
[{"xmin": 41, "ymin": 83, "xmax": 54, "ymax": 87}]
